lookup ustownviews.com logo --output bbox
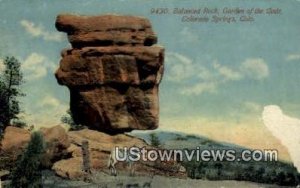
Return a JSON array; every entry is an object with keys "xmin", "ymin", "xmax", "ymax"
[{"xmin": 114, "ymin": 146, "xmax": 278, "ymax": 162}]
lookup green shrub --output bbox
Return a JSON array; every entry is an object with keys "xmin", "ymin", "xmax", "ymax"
[
  {"xmin": 149, "ymin": 133, "xmax": 161, "ymax": 147},
  {"xmin": 61, "ymin": 109, "xmax": 84, "ymax": 131},
  {"xmin": 181, "ymin": 151, "xmax": 300, "ymax": 186},
  {"xmin": 10, "ymin": 131, "xmax": 45, "ymax": 188}
]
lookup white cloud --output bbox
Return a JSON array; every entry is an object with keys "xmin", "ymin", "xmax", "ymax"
[
  {"xmin": 40, "ymin": 95, "xmax": 61, "ymax": 108},
  {"xmin": 213, "ymin": 62, "xmax": 242, "ymax": 81},
  {"xmin": 166, "ymin": 52, "xmax": 215, "ymax": 82},
  {"xmin": 179, "ymin": 27, "xmax": 200, "ymax": 42},
  {"xmin": 263, "ymin": 105, "xmax": 300, "ymax": 172},
  {"xmin": 286, "ymin": 53, "xmax": 300, "ymax": 61},
  {"xmin": 20, "ymin": 20, "xmax": 63, "ymax": 42},
  {"xmin": 240, "ymin": 58, "xmax": 269, "ymax": 80},
  {"xmin": 181, "ymin": 82, "xmax": 217, "ymax": 95},
  {"xmin": 166, "ymin": 52, "xmax": 218, "ymax": 95},
  {"xmin": 166, "ymin": 52, "xmax": 269, "ymax": 96},
  {"xmin": 166, "ymin": 52, "xmax": 205, "ymax": 83},
  {"xmin": 22, "ymin": 53, "xmax": 56, "ymax": 81},
  {"xmin": 243, "ymin": 101, "xmax": 262, "ymax": 113}
]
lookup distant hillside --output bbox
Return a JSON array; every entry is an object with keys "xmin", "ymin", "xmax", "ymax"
[
  {"xmin": 131, "ymin": 131, "xmax": 300, "ymax": 187},
  {"xmin": 132, "ymin": 130, "xmax": 242, "ymax": 149}
]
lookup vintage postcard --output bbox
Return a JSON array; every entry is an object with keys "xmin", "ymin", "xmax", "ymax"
[{"xmin": 0, "ymin": 0, "xmax": 299, "ymax": 187}]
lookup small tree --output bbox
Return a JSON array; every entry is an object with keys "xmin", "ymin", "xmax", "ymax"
[
  {"xmin": 11, "ymin": 119, "xmax": 27, "ymax": 128},
  {"xmin": 149, "ymin": 133, "xmax": 161, "ymax": 147},
  {"xmin": 10, "ymin": 131, "xmax": 45, "ymax": 188},
  {"xmin": 61, "ymin": 109, "xmax": 84, "ymax": 130},
  {"xmin": 0, "ymin": 56, "xmax": 24, "ymax": 132}
]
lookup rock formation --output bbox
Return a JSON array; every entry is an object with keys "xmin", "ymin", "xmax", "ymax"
[
  {"xmin": 55, "ymin": 14, "xmax": 164, "ymax": 134},
  {"xmin": 52, "ymin": 129, "xmax": 186, "ymax": 180},
  {"xmin": 0, "ymin": 15, "xmax": 186, "ymax": 182},
  {"xmin": 0, "ymin": 126, "xmax": 186, "ymax": 180},
  {"xmin": 0, "ymin": 126, "xmax": 31, "ymax": 169},
  {"xmin": 0, "ymin": 125, "xmax": 71, "ymax": 169}
]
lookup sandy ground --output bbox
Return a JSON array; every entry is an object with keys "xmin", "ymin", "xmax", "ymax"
[{"xmin": 37, "ymin": 170, "xmax": 295, "ymax": 188}]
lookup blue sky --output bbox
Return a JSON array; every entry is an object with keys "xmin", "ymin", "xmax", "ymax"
[{"xmin": 1, "ymin": 0, "xmax": 300, "ymax": 159}]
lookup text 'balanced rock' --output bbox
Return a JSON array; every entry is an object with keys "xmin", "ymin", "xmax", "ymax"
[{"xmin": 55, "ymin": 14, "xmax": 164, "ymax": 134}]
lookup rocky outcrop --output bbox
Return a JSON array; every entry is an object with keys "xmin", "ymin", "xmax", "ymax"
[
  {"xmin": 52, "ymin": 129, "xmax": 186, "ymax": 180},
  {"xmin": 0, "ymin": 126, "xmax": 31, "ymax": 154},
  {"xmin": 0, "ymin": 126, "xmax": 31, "ymax": 170},
  {"xmin": 0, "ymin": 125, "xmax": 70, "ymax": 169},
  {"xmin": 0, "ymin": 126, "xmax": 186, "ymax": 180},
  {"xmin": 55, "ymin": 14, "xmax": 164, "ymax": 134},
  {"xmin": 40, "ymin": 125, "xmax": 71, "ymax": 168}
]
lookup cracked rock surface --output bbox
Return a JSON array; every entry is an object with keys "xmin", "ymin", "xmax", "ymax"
[{"xmin": 55, "ymin": 14, "xmax": 164, "ymax": 134}]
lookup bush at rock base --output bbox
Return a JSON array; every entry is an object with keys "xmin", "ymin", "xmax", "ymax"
[{"xmin": 10, "ymin": 131, "xmax": 46, "ymax": 188}]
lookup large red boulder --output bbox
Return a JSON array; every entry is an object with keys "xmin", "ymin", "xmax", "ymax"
[
  {"xmin": 55, "ymin": 14, "xmax": 164, "ymax": 134},
  {"xmin": 0, "ymin": 125, "xmax": 71, "ymax": 169}
]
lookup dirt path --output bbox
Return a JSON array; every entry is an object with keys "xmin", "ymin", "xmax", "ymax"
[{"xmin": 40, "ymin": 170, "xmax": 294, "ymax": 188}]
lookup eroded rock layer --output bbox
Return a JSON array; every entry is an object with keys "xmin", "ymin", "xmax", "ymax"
[
  {"xmin": 52, "ymin": 129, "xmax": 186, "ymax": 180},
  {"xmin": 55, "ymin": 14, "xmax": 164, "ymax": 133},
  {"xmin": 56, "ymin": 14, "xmax": 157, "ymax": 48}
]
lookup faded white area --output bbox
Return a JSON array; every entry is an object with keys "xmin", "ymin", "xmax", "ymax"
[
  {"xmin": 0, "ymin": 59, "xmax": 4, "ymax": 73},
  {"xmin": 262, "ymin": 105, "xmax": 300, "ymax": 172},
  {"xmin": 286, "ymin": 53, "xmax": 300, "ymax": 61},
  {"xmin": 20, "ymin": 20, "xmax": 64, "ymax": 42}
]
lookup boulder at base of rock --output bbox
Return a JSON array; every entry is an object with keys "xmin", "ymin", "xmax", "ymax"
[
  {"xmin": 40, "ymin": 125, "xmax": 71, "ymax": 168},
  {"xmin": 52, "ymin": 157, "xmax": 87, "ymax": 180},
  {"xmin": 0, "ymin": 125, "xmax": 71, "ymax": 169},
  {"xmin": 0, "ymin": 126, "xmax": 31, "ymax": 153},
  {"xmin": 52, "ymin": 129, "xmax": 187, "ymax": 180},
  {"xmin": 0, "ymin": 126, "xmax": 31, "ymax": 168}
]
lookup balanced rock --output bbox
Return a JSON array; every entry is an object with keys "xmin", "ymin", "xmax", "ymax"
[{"xmin": 55, "ymin": 14, "xmax": 164, "ymax": 134}]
